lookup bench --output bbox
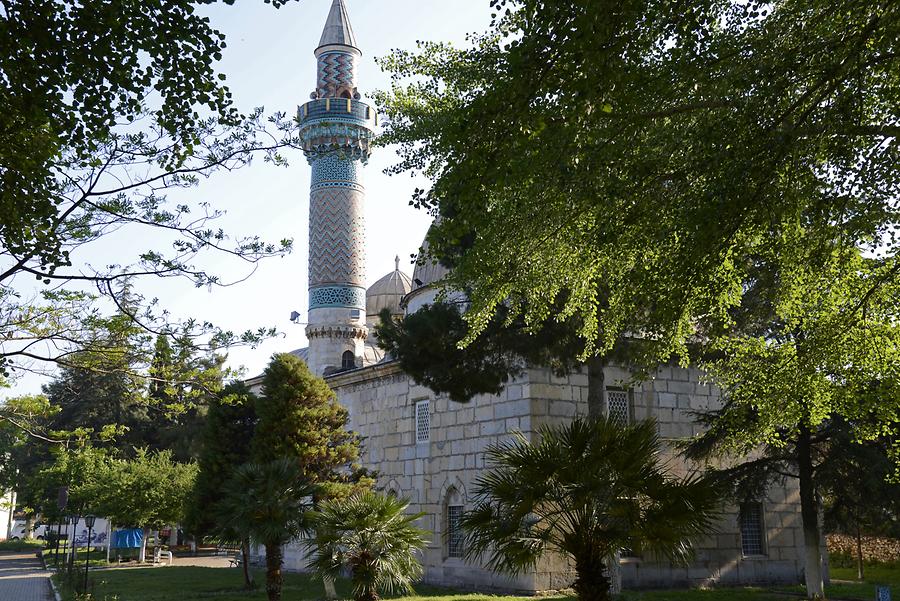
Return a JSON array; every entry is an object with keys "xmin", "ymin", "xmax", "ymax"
[{"xmin": 153, "ymin": 548, "xmax": 173, "ymax": 565}]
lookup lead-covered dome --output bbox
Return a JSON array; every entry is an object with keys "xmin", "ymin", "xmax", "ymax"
[
  {"xmin": 366, "ymin": 257, "xmax": 413, "ymax": 319},
  {"xmin": 411, "ymin": 234, "xmax": 451, "ymax": 291}
]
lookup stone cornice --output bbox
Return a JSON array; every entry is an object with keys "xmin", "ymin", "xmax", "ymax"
[{"xmin": 325, "ymin": 359, "xmax": 404, "ymax": 388}]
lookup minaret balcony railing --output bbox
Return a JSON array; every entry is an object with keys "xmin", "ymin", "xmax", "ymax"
[{"xmin": 298, "ymin": 98, "xmax": 377, "ymax": 127}]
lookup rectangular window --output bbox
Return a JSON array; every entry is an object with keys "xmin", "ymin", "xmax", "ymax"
[
  {"xmin": 606, "ymin": 388, "xmax": 630, "ymax": 426},
  {"xmin": 415, "ymin": 400, "xmax": 430, "ymax": 443},
  {"xmin": 447, "ymin": 505, "xmax": 465, "ymax": 558},
  {"xmin": 740, "ymin": 502, "xmax": 766, "ymax": 556}
]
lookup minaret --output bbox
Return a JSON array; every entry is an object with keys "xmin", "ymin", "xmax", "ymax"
[{"xmin": 299, "ymin": 0, "xmax": 376, "ymax": 376}]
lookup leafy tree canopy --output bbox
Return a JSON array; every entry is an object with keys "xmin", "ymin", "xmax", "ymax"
[
  {"xmin": 1, "ymin": 0, "xmax": 302, "ymax": 388},
  {"xmin": 375, "ymin": 0, "xmax": 900, "ymax": 367}
]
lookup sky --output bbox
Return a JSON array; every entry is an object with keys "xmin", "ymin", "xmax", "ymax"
[{"xmin": 7, "ymin": 0, "xmax": 493, "ymax": 395}]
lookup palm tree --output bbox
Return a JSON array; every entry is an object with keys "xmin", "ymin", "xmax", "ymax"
[
  {"xmin": 216, "ymin": 459, "xmax": 317, "ymax": 601},
  {"xmin": 307, "ymin": 491, "xmax": 429, "ymax": 601},
  {"xmin": 462, "ymin": 417, "xmax": 722, "ymax": 601}
]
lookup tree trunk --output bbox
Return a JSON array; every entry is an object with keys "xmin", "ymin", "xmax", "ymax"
[
  {"xmin": 241, "ymin": 539, "xmax": 255, "ymax": 590},
  {"xmin": 24, "ymin": 515, "xmax": 36, "ymax": 539},
  {"xmin": 264, "ymin": 542, "xmax": 284, "ymax": 601},
  {"xmin": 574, "ymin": 551, "xmax": 612, "ymax": 601},
  {"xmin": 323, "ymin": 576, "xmax": 337, "ymax": 600},
  {"xmin": 139, "ymin": 527, "xmax": 150, "ymax": 563},
  {"xmin": 586, "ymin": 356, "xmax": 606, "ymax": 419},
  {"xmin": 855, "ymin": 522, "xmax": 864, "ymax": 581},
  {"xmin": 798, "ymin": 425, "xmax": 825, "ymax": 599}
]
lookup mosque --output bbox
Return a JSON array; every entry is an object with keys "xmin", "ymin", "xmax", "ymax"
[{"xmin": 251, "ymin": 0, "xmax": 819, "ymax": 592}]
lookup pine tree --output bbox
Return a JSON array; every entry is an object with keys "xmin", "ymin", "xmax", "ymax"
[
  {"xmin": 253, "ymin": 353, "xmax": 367, "ymax": 499},
  {"xmin": 187, "ymin": 382, "xmax": 257, "ymax": 538}
]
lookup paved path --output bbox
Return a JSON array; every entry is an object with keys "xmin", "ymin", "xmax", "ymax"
[{"xmin": 0, "ymin": 552, "xmax": 53, "ymax": 601}]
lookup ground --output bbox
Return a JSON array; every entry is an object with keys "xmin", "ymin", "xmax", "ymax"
[
  {"xmin": 52, "ymin": 562, "xmax": 900, "ymax": 601},
  {"xmin": 0, "ymin": 552, "xmax": 53, "ymax": 601}
]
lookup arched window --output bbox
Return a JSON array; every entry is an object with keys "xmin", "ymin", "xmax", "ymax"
[
  {"xmin": 341, "ymin": 351, "xmax": 356, "ymax": 370},
  {"xmin": 444, "ymin": 488, "xmax": 464, "ymax": 559},
  {"xmin": 340, "ymin": 89, "xmax": 352, "ymax": 99}
]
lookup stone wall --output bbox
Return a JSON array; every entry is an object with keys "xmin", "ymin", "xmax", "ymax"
[{"xmin": 299, "ymin": 360, "xmax": 810, "ymax": 592}]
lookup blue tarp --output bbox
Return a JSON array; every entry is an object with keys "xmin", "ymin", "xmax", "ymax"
[{"xmin": 111, "ymin": 528, "xmax": 143, "ymax": 549}]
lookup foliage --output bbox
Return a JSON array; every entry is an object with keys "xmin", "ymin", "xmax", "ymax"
[
  {"xmin": 463, "ymin": 417, "xmax": 720, "ymax": 601},
  {"xmin": 1, "ymin": 0, "xmax": 303, "ymax": 390},
  {"xmin": 376, "ymin": 301, "xmax": 590, "ymax": 404},
  {"xmin": 187, "ymin": 381, "xmax": 257, "ymax": 539},
  {"xmin": 146, "ymin": 333, "xmax": 224, "ymax": 462},
  {"xmin": 307, "ymin": 491, "xmax": 428, "ymax": 601},
  {"xmin": 77, "ymin": 448, "xmax": 198, "ymax": 531},
  {"xmin": 253, "ymin": 353, "xmax": 370, "ymax": 499},
  {"xmin": 0, "ymin": 538, "xmax": 46, "ymax": 552},
  {"xmin": 216, "ymin": 459, "xmax": 317, "ymax": 601},
  {"xmin": 822, "ymin": 435, "xmax": 900, "ymax": 540},
  {"xmin": 376, "ymin": 0, "xmax": 900, "ymax": 365}
]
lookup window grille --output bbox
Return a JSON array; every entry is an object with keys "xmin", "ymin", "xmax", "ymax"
[
  {"xmin": 415, "ymin": 400, "xmax": 430, "ymax": 443},
  {"xmin": 740, "ymin": 502, "xmax": 765, "ymax": 556},
  {"xmin": 341, "ymin": 351, "xmax": 356, "ymax": 370},
  {"xmin": 607, "ymin": 389, "xmax": 630, "ymax": 426},
  {"xmin": 447, "ymin": 505, "xmax": 465, "ymax": 558}
]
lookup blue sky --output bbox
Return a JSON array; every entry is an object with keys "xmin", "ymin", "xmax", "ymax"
[{"xmin": 8, "ymin": 1, "xmax": 493, "ymax": 395}]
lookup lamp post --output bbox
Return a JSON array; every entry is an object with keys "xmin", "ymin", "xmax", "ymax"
[
  {"xmin": 55, "ymin": 487, "xmax": 68, "ymax": 567},
  {"xmin": 68, "ymin": 515, "xmax": 79, "ymax": 573},
  {"xmin": 54, "ymin": 516, "xmax": 67, "ymax": 567},
  {"xmin": 83, "ymin": 515, "xmax": 96, "ymax": 594}
]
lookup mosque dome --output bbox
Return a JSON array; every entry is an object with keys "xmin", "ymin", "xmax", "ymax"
[
  {"xmin": 410, "ymin": 231, "xmax": 451, "ymax": 291},
  {"xmin": 366, "ymin": 257, "xmax": 413, "ymax": 319}
]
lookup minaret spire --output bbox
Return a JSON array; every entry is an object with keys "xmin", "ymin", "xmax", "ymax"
[
  {"xmin": 299, "ymin": 0, "xmax": 376, "ymax": 376},
  {"xmin": 318, "ymin": 0, "xmax": 357, "ymax": 49}
]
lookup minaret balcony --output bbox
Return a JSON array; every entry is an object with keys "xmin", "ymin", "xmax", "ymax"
[
  {"xmin": 298, "ymin": 98, "xmax": 377, "ymax": 162},
  {"xmin": 298, "ymin": 97, "xmax": 377, "ymax": 127}
]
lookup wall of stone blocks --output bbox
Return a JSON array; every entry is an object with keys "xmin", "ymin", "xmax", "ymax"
[{"xmin": 314, "ymin": 360, "xmax": 810, "ymax": 592}]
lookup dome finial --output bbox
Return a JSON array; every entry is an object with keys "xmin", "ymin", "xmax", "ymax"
[{"xmin": 395, "ymin": 255, "xmax": 400, "ymax": 271}]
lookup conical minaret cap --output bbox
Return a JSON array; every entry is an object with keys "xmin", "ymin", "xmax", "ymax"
[{"xmin": 318, "ymin": 0, "xmax": 358, "ymax": 49}]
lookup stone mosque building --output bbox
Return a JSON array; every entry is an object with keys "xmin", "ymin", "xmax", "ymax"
[{"xmin": 251, "ymin": 0, "xmax": 817, "ymax": 592}]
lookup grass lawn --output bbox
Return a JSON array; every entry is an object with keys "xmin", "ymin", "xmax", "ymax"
[
  {"xmin": 55, "ymin": 564, "xmax": 900, "ymax": 601},
  {"xmin": 0, "ymin": 538, "xmax": 45, "ymax": 552},
  {"xmin": 45, "ymin": 546, "xmax": 109, "ymax": 568}
]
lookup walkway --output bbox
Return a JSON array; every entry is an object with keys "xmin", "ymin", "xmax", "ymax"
[{"xmin": 0, "ymin": 552, "xmax": 53, "ymax": 601}]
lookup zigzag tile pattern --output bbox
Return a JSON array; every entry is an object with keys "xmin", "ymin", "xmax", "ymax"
[
  {"xmin": 309, "ymin": 186, "xmax": 366, "ymax": 287},
  {"xmin": 317, "ymin": 51, "xmax": 356, "ymax": 94}
]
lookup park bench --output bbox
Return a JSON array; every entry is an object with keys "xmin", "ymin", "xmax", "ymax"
[{"xmin": 153, "ymin": 547, "xmax": 173, "ymax": 566}]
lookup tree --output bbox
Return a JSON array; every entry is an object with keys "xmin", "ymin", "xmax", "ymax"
[
  {"xmin": 307, "ymin": 491, "xmax": 428, "ymax": 601},
  {"xmin": 147, "ymin": 333, "xmax": 224, "ymax": 463},
  {"xmin": 81, "ymin": 449, "xmax": 198, "ymax": 563},
  {"xmin": 462, "ymin": 417, "xmax": 720, "ymax": 601},
  {"xmin": 684, "ymin": 246, "xmax": 900, "ymax": 597},
  {"xmin": 820, "ymin": 431, "xmax": 900, "ymax": 581},
  {"xmin": 188, "ymin": 381, "xmax": 258, "ymax": 588},
  {"xmin": 376, "ymin": 0, "xmax": 900, "ymax": 365},
  {"xmin": 2, "ymin": 0, "xmax": 302, "ymax": 404},
  {"xmin": 253, "ymin": 353, "xmax": 368, "ymax": 499},
  {"xmin": 377, "ymin": 298, "xmax": 644, "ymax": 417},
  {"xmin": 216, "ymin": 459, "xmax": 317, "ymax": 601},
  {"xmin": 377, "ymin": 5, "xmax": 900, "ymax": 597}
]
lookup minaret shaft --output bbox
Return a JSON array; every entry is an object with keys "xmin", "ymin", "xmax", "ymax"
[{"xmin": 299, "ymin": 0, "xmax": 375, "ymax": 376}]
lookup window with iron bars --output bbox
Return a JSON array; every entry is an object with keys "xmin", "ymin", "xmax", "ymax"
[
  {"xmin": 415, "ymin": 400, "xmax": 430, "ymax": 443},
  {"xmin": 606, "ymin": 388, "xmax": 630, "ymax": 426},
  {"xmin": 740, "ymin": 501, "xmax": 766, "ymax": 556},
  {"xmin": 447, "ymin": 505, "xmax": 465, "ymax": 558}
]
